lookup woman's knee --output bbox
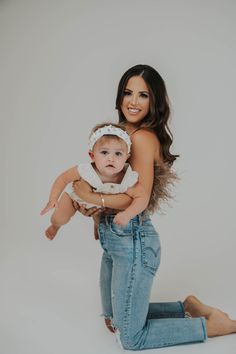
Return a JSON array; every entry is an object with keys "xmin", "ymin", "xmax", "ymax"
[
  {"xmin": 114, "ymin": 326, "xmax": 139, "ymax": 350},
  {"xmin": 117, "ymin": 335, "xmax": 138, "ymax": 351}
]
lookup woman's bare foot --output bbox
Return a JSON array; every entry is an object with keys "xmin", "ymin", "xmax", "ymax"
[
  {"xmin": 183, "ymin": 295, "xmax": 229, "ymax": 318},
  {"xmin": 45, "ymin": 224, "xmax": 60, "ymax": 240},
  {"xmin": 104, "ymin": 318, "xmax": 116, "ymax": 333},
  {"xmin": 206, "ymin": 310, "xmax": 236, "ymax": 337},
  {"xmin": 184, "ymin": 295, "xmax": 236, "ymax": 337}
]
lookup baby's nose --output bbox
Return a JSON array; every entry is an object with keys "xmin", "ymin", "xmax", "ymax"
[{"xmin": 108, "ymin": 154, "xmax": 114, "ymax": 161}]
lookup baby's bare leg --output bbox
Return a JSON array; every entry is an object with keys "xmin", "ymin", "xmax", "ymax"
[{"xmin": 45, "ymin": 192, "xmax": 76, "ymax": 240}]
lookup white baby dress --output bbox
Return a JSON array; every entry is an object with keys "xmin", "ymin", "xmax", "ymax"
[{"xmin": 66, "ymin": 162, "xmax": 138, "ymax": 208}]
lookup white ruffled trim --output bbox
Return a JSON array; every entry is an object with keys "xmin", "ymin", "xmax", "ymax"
[{"xmin": 77, "ymin": 162, "xmax": 138, "ymax": 194}]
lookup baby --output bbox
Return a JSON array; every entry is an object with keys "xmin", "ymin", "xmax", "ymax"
[{"xmin": 40, "ymin": 123, "xmax": 149, "ymax": 240}]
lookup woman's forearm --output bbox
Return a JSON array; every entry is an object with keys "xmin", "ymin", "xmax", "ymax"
[
  {"xmin": 72, "ymin": 179, "xmax": 133, "ymax": 210},
  {"xmin": 86, "ymin": 191, "xmax": 132, "ymax": 210}
]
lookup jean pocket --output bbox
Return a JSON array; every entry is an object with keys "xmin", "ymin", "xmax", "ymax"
[
  {"xmin": 109, "ymin": 221, "xmax": 133, "ymax": 237},
  {"xmin": 140, "ymin": 232, "xmax": 161, "ymax": 276}
]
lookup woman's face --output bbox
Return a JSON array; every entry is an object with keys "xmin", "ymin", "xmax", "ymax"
[{"xmin": 121, "ymin": 76, "xmax": 150, "ymax": 126}]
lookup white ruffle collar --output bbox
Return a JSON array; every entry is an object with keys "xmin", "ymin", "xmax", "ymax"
[{"xmin": 77, "ymin": 162, "xmax": 138, "ymax": 194}]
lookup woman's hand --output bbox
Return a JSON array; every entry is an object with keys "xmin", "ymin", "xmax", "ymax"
[
  {"xmin": 113, "ymin": 211, "xmax": 130, "ymax": 226},
  {"xmin": 72, "ymin": 200, "xmax": 103, "ymax": 217}
]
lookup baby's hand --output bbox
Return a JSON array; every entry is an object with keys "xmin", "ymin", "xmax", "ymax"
[
  {"xmin": 113, "ymin": 212, "xmax": 131, "ymax": 226},
  {"xmin": 40, "ymin": 200, "xmax": 58, "ymax": 215}
]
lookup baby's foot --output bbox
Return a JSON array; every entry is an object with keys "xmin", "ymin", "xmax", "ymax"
[
  {"xmin": 45, "ymin": 224, "xmax": 59, "ymax": 240},
  {"xmin": 183, "ymin": 295, "xmax": 229, "ymax": 318}
]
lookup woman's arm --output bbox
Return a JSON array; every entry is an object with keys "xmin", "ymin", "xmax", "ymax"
[
  {"xmin": 113, "ymin": 182, "xmax": 150, "ymax": 225},
  {"xmin": 72, "ymin": 178, "xmax": 132, "ymax": 210},
  {"xmin": 128, "ymin": 129, "xmax": 162, "ymax": 197},
  {"xmin": 73, "ymin": 129, "xmax": 161, "ymax": 210},
  {"xmin": 40, "ymin": 166, "xmax": 80, "ymax": 215}
]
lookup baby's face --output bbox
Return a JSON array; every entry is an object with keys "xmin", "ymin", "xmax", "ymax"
[{"xmin": 90, "ymin": 138, "xmax": 130, "ymax": 177}]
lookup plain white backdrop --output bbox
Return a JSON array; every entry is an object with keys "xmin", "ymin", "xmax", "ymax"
[{"xmin": 1, "ymin": 1, "xmax": 236, "ymax": 353}]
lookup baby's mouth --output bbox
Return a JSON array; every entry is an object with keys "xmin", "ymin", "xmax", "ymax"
[{"xmin": 106, "ymin": 164, "xmax": 115, "ymax": 168}]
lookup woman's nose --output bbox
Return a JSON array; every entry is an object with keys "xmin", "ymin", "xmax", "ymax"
[{"xmin": 130, "ymin": 93, "xmax": 138, "ymax": 106}]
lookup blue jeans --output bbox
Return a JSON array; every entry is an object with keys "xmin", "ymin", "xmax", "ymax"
[{"xmin": 98, "ymin": 213, "xmax": 207, "ymax": 350}]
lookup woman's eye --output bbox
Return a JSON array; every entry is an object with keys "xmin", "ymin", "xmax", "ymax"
[
  {"xmin": 140, "ymin": 93, "xmax": 149, "ymax": 98},
  {"xmin": 124, "ymin": 91, "xmax": 148, "ymax": 98}
]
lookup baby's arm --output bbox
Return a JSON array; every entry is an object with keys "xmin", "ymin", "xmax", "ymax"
[
  {"xmin": 113, "ymin": 182, "xmax": 150, "ymax": 226},
  {"xmin": 40, "ymin": 166, "xmax": 80, "ymax": 215}
]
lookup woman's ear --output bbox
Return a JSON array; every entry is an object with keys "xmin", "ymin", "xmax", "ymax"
[{"xmin": 89, "ymin": 150, "xmax": 95, "ymax": 161}]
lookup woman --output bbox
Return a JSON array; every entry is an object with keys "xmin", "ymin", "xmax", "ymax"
[{"xmin": 73, "ymin": 64, "xmax": 236, "ymax": 350}]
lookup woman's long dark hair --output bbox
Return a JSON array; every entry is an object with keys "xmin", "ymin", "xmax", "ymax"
[{"xmin": 115, "ymin": 64, "xmax": 179, "ymax": 166}]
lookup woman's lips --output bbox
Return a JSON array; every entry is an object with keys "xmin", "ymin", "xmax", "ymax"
[{"xmin": 128, "ymin": 108, "xmax": 141, "ymax": 115}]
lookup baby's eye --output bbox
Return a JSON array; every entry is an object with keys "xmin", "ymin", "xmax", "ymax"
[
  {"xmin": 101, "ymin": 151, "xmax": 108, "ymax": 155},
  {"xmin": 115, "ymin": 152, "xmax": 123, "ymax": 156}
]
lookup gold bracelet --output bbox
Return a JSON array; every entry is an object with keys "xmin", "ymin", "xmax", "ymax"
[{"xmin": 100, "ymin": 193, "xmax": 105, "ymax": 208}]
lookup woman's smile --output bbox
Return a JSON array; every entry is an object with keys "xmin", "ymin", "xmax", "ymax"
[{"xmin": 128, "ymin": 108, "xmax": 141, "ymax": 115}]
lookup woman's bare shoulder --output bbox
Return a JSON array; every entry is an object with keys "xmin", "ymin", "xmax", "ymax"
[
  {"xmin": 131, "ymin": 128, "xmax": 162, "ymax": 162},
  {"xmin": 131, "ymin": 128, "xmax": 160, "ymax": 149}
]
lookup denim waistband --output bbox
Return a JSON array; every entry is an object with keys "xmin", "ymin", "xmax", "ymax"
[{"xmin": 100, "ymin": 211, "xmax": 150, "ymax": 227}]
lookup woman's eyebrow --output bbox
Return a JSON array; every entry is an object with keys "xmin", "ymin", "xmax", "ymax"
[{"xmin": 125, "ymin": 88, "xmax": 149, "ymax": 94}]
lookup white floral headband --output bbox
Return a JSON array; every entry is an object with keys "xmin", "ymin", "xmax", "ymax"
[{"xmin": 88, "ymin": 125, "xmax": 131, "ymax": 153}]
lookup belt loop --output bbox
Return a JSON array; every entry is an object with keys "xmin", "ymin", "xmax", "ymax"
[
  {"xmin": 105, "ymin": 215, "xmax": 109, "ymax": 226},
  {"xmin": 138, "ymin": 213, "xmax": 142, "ymax": 226}
]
